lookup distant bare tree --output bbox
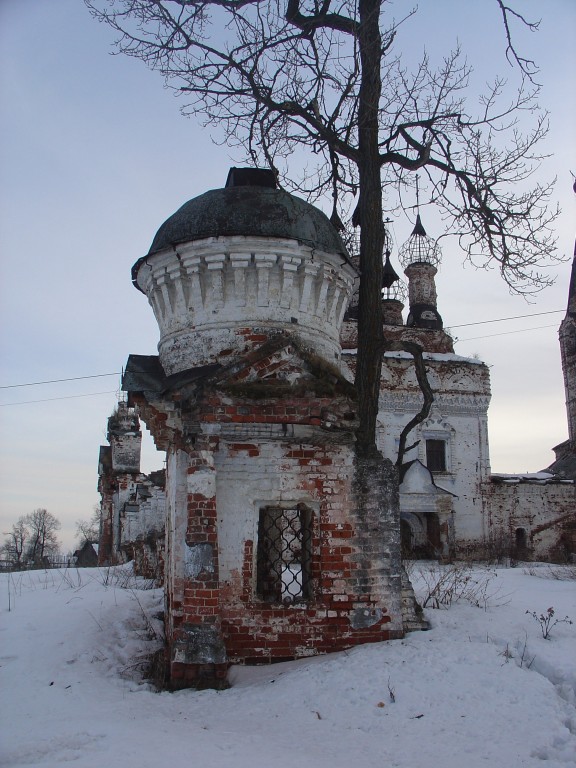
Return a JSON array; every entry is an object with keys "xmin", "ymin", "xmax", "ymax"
[
  {"xmin": 86, "ymin": 0, "xmax": 560, "ymax": 456},
  {"xmin": 25, "ymin": 509, "xmax": 61, "ymax": 566},
  {"xmin": 75, "ymin": 505, "xmax": 101, "ymax": 546},
  {"xmin": 2, "ymin": 517, "xmax": 28, "ymax": 568}
]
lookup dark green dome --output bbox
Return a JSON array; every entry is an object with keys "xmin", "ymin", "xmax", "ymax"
[{"xmin": 147, "ymin": 185, "xmax": 348, "ymax": 257}]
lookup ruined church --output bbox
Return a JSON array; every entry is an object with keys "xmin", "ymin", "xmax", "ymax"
[{"xmin": 98, "ymin": 168, "xmax": 575, "ymax": 688}]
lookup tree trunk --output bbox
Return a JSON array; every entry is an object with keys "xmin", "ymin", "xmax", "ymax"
[{"xmin": 355, "ymin": 0, "xmax": 385, "ymax": 455}]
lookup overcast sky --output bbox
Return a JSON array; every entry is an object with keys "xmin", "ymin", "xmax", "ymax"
[{"xmin": 1, "ymin": 0, "xmax": 575, "ymax": 552}]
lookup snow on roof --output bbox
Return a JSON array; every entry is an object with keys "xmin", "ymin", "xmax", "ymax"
[
  {"xmin": 490, "ymin": 471, "xmax": 574, "ymax": 485},
  {"xmin": 341, "ymin": 349, "xmax": 485, "ymax": 366},
  {"xmin": 383, "ymin": 350, "xmax": 486, "ymax": 365}
]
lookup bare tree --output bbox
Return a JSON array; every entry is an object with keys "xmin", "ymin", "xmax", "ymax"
[
  {"xmin": 75, "ymin": 505, "xmax": 101, "ymax": 546},
  {"xmin": 86, "ymin": 0, "xmax": 560, "ymax": 456},
  {"xmin": 25, "ymin": 509, "xmax": 61, "ymax": 566},
  {"xmin": 2, "ymin": 517, "xmax": 28, "ymax": 568}
]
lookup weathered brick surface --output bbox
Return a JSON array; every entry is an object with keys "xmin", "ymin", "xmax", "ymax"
[
  {"xmin": 135, "ymin": 235, "xmax": 356, "ymax": 375},
  {"xmin": 122, "ymin": 192, "xmax": 409, "ymax": 688},
  {"xmin": 342, "ymin": 345, "xmax": 491, "ymax": 559},
  {"xmin": 97, "ymin": 404, "xmax": 166, "ymax": 573},
  {"xmin": 481, "ymin": 479, "xmax": 576, "ymax": 562},
  {"xmin": 213, "ymin": 440, "xmax": 401, "ymax": 663},
  {"xmin": 129, "ymin": 535, "xmax": 165, "ymax": 581},
  {"xmin": 136, "ymin": 369, "xmax": 403, "ymax": 685}
]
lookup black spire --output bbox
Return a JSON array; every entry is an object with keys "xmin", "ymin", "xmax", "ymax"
[
  {"xmin": 411, "ymin": 213, "xmax": 427, "ymax": 237},
  {"xmin": 568, "ymin": 252, "xmax": 576, "ymax": 316},
  {"xmin": 382, "ymin": 249, "xmax": 400, "ymax": 289}
]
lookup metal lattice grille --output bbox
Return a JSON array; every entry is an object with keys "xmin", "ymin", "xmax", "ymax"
[{"xmin": 256, "ymin": 506, "xmax": 312, "ymax": 604}]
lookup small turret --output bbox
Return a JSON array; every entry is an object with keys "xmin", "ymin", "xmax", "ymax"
[
  {"xmin": 107, "ymin": 401, "xmax": 142, "ymax": 474},
  {"xmin": 381, "ymin": 249, "xmax": 407, "ymax": 327},
  {"xmin": 399, "ymin": 214, "xmax": 444, "ymax": 330},
  {"xmin": 132, "ymin": 168, "xmax": 356, "ymax": 374}
]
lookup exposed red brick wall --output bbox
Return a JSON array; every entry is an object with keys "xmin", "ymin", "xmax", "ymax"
[
  {"xmin": 182, "ymin": 438, "xmax": 221, "ymax": 626},
  {"xmin": 198, "ymin": 394, "xmax": 356, "ymax": 430},
  {"xmin": 133, "ymin": 355, "xmax": 401, "ymax": 686},
  {"xmin": 215, "ymin": 443, "xmax": 397, "ymax": 663}
]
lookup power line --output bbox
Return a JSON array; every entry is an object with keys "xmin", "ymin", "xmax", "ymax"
[
  {"xmin": 0, "ymin": 310, "xmax": 565, "ymax": 390},
  {"xmin": 458, "ymin": 324, "xmax": 557, "ymax": 342},
  {"xmin": 0, "ymin": 390, "xmax": 118, "ymax": 407},
  {"xmin": 0, "ymin": 317, "xmax": 559, "ymax": 401},
  {"xmin": 450, "ymin": 309, "xmax": 563, "ymax": 329},
  {"xmin": 0, "ymin": 373, "xmax": 121, "ymax": 390}
]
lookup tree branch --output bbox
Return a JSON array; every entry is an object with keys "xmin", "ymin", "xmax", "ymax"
[
  {"xmin": 381, "ymin": 340, "xmax": 434, "ymax": 474},
  {"xmin": 285, "ymin": 0, "xmax": 358, "ymax": 36},
  {"xmin": 494, "ymin": 0, "xmax": 540, "ymax": 83}
]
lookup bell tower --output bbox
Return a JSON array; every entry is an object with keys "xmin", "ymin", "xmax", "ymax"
[
  {"xmin": 399, "ymin": 214, "xmax": 444, "ymax": 331},
  {"xmin": 559, "ymin": 250, "xmax": 576, "ymax": 446}
]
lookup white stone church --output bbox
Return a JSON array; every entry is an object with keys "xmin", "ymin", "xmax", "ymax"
[{"xmin": 99, "ymin": 168, "xmax": 575, "ymax": 582}]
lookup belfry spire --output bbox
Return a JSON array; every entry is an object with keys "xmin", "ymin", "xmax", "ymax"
[{"xmin": 398, "ymin": 204, "xmax": 443, "ymax": 330}]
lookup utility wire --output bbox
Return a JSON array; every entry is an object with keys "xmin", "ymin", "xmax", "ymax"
[
  {"xmin": 450, "ymin": 309, "xmax": 563, "ymax": 329},
  {"xmin": 0, "ymin": 316, "xmax": 560, "ymax": 402},
  {"xmin": 457, "ymin": 324, "xmax": 557, "ymax": 342},
  {"xmin": 0, "ymin": 310, "xmax": 565, "ymax": 390},
  {"xmin": 0, "ymin": 373, "xmax": 121, "ymax": 390},
  {"xmin": 0, "ymin": 390, "xmax": 118, "ymax": 407}
]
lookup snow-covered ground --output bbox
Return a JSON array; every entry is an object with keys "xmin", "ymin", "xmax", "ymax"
[{"xmin": 1, "ymin": 563, "xmax": 574, "ymax": 768}]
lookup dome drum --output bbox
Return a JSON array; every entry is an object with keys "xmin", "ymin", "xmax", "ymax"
[
  {"xmin": 136, "ymin": 234, "xmax": 355, "ymax": 374},
  {"xmin": 404, "ymin": 262, "xmax": 438, "ymax": 308}
]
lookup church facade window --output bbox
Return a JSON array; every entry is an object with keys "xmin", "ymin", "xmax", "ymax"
[{"xmin": 425, "ymin": 438, "xmax": 448, "ymax": 473}]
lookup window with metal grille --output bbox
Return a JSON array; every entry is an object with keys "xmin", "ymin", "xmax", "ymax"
[
  {"xmin": 425, "ymin": 439, "xmax": 447, "ymax": 473},
  {"xmin": 256, "ymin": 505, "xmax": 312, "ymax": 604}
]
